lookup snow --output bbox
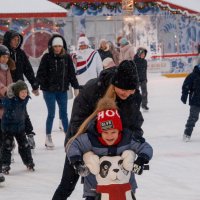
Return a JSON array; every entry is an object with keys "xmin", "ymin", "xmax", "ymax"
[{"xmin": 1, "ymin": 73, "xmax": 200, "ymax": 200}]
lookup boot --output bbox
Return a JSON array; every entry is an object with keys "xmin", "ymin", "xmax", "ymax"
[
  {"xmin": 142, "ymin": 105, "xmax": 149, "ymax": 111},
  {"xmin": 26, "ymin": 162, "xmax": 35, "ymax": 171},
  {"xmin": 2, "ymin": 165, "xmax": 10, "ymax": 175},
  {"xmin": 0, "ymin": 173, "xmax": 5, "ymax": 182},
  {"xmin": 183, "ymin": 134, "xmax": 191, "ymax": 142},
  {"xmin": 45, "ymin": 135, "xmax": 54, "ymax": 149}
]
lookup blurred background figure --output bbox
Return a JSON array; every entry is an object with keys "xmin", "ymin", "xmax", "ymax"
[
  {"xmin": 102, "ymin": 57, "xmax": 116, "ymax": 69},
  {"xmin": 134, "ymin": 47, "xmax": 149, "ymax": 111},
  {"xmin": 74, "ymin": 35, "xmax": 103, "ymax": 87},
  {"xmin": 119, "ymin": 37, "xmax": 135, "ymax": 63},
  {"xmin": 97, "ymin": 39, "xmax": 113, "ymax": 61},
  {"xmin": 107, "ymin": 41, "xmax": 120, "ymax": 66}
]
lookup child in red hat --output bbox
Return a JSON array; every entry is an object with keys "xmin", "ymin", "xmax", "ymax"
[{"xmin": 66, "ymin": 97, "xmax": 153, "ymax": 200}]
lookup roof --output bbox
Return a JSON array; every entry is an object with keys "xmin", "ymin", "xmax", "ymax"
[
  {"xmin": 51, "ymin": 0, "xmax": 200, "ymax": 14},
  {"xmin": 159, "ymin": 0, "xmax": 200, "ymax": 14},
  {"xmin": 0, "ymin": 0, "xmax": 67, "ymax": 18}
]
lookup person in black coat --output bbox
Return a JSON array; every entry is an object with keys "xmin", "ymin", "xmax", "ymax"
[
  {"xmin": 1, "ymin": 80, "xmax": 34, "ymax": 173},
  {"xmin": 3, "ymin": 30, "xmax": 39, "ymax": 149},
  {"xmin": 36, "ymin": 34, "xmax": 79, "ymax": 148},
  {"xmin": 181, "ymin": 64, "xmax": 200, "ymax": 142},
  {"xmin": 134, "ymin": 47, "xmax": 149, "ymax": 111},
  {"xmin": 52, "ymin": 60, "xmax": 144, "ymax": 200},
  {"xmin": 98, "ymin": 39, "xmax": 113, "ymax": 61}
]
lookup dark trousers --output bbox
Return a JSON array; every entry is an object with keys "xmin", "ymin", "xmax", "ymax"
[
  {"xmin": 184, "ymin": 105, "xmax": 200, "ymax": 136},
  {"xmin": 52, "ymin": 154, "xmax": 79, "ymax": 200},
  {"xmin": 139, "ymin": 81, "xmax": 148, "ymax": 107},
  {"xmin": 2, "ymin": 131, "xmax": 33, "ymax": 166}
]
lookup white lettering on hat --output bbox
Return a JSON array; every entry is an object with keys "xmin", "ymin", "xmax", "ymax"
[{"xmin": 97, "ymin": 109, "xmax": 120, "ymax": 120}]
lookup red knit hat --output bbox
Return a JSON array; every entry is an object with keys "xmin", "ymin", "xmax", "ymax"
[{"xmin": 96, "ymin": 109, "xmax": 122, "ymax": 134}]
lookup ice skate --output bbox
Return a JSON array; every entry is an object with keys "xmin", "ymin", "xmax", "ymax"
[
  {"xmin": 45, "ymin": 135, "xmax": 55, "ymax": 150},
  {"xmin": 0, "ymin": 173, "xmax": 5, "ymax": 182},
  {"xmin": 2, "ymin": 165, "xmax": 10, "ymax": 175},
  {"xmin": 183, "ymin": 134, "xmax": 191, "ymax": 142},
  {"xmin": 142, "ymin": 105, "xmax": 149, "ymax": 112},
  {"xmin": 26, "ymin": 163, "xmax": 35, "ymax": 171}
]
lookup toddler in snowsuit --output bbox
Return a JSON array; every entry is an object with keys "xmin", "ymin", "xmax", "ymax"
[
  {"xmin": 181, "ymin": 64, "xmax": 200, "ymax": 141},
  {"xmin": 1, "ymin": 80, "xmax": 34, "ymax": 174},
  {"xmin": 66, "ymin": 97, "xmax": 153, "ymax": 200}
]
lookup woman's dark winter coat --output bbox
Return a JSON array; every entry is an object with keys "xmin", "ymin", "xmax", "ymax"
[
  {"xmin": 3, "ymin": 30, "xmax": 38, "ymax": 90},
  {"xmin": 1, "ymin": 96, "xmax": 30, "ymax": 134},
  {"xmin": 134, "ymin": 49, "xmax": 148, "ymax": 82},
  {"xmin": 98, "ymin": 49, "xmax": 113, "ymax": 61},
  {"xmin": 36, "ymin": 35, "xmax": 79, "ymax": 92},
  {"xmin": 66, "ymin": 67, "xmax": 144, "ymax": 141},
  {"xmin": 181, "ymin": 65, "xmax": 200, "ymax": 106}
]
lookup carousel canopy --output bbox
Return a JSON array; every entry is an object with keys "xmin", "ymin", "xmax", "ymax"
[
  {"xmin": 0, "ymin": 0, "xmax": 67, "ymax": 18},
  {"xmin": 50, "ymin": 0, "xmax": 200, "ymax": 14}
]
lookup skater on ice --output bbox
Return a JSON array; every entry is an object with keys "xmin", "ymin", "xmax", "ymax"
[
  {"xmin": 52, "ymin": 60, "xmax": 144, "ymax": 200},
  {"xmin": 1, "ymin": 80, "xmax": 35, "ymax": 174},
  {"xmin": 66, "ymin": 97, "xmax": 153, "ymax": 200},
  {"xmin": 36, "ymin": 34, "xmax": 79, "ymax": 149}
]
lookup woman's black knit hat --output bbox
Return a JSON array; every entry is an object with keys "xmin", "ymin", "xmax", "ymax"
[{"xmin": 111, "ymin": 60, "xmax": 138, "ymax": 90}]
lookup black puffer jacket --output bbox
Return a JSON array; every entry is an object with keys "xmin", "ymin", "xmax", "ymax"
[
  {"xmin": 36, "ymin": 35, "xmax": 79, "ymax": 92},
  {"xmin": 98, "ymin": 49, "xmax": 113, "ymax": 61},
  {"xmin": 134, "ymin": 48, "xmax": 148, "ymax": 82},
  {"xmin": 181, "ymin": 65, "xmax": 200, "ymax": 106},
  {"xmin": 3, "ymin": 30, "xmax": 39, "ymax": 90},
  {"xmin": 66, "ymin": 67, "xmax": 144, "ymax": 142},
  {"xmin": 1, "ymin": 95, "xmax": 30, "ymax": 134}
]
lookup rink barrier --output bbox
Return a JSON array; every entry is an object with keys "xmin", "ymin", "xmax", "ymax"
[{"xmin": 162, "ymin": 73, "xmax": 189, "ymax": 78}]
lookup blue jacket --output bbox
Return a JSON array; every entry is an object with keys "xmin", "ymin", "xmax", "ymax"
[
  {"xmin": 1, "ymin": 96, "xmax": 30, "ymax": 134},
  {"xmin": 67, "ymin": 123, "xmax": 153, "ymax": 197}
]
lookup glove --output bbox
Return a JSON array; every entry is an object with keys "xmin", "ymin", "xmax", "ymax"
[
  {"xmin": 73, "ymin": 161, "xmax": 90, "ymax": 177},
  {"xmin": 27, "ymin": 134, "xmax": 36, "ymax": 149},
  {"xmin": 74, "ymin": 89, "xmax": 79, "ymax": 97},
  {"xmin": 181, "ymin": 95, "xmax": 187, "ymax": 104},
  {"xmin": 133, "ymin": 156, "xmax": 149, "ymax": 175}
]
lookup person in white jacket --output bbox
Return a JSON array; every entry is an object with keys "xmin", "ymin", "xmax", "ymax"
[{"xmin": 74, "ymin": 36, "xmax": 103, "ymax": 87}]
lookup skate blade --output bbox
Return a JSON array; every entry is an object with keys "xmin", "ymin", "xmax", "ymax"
[
  {"xmin": 45, "ymin": 146, "xmax": 54, "ymax": 150},
  {"xmin": 27, "ymin": 167, "xmax": 35, "ymax": 171}
]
